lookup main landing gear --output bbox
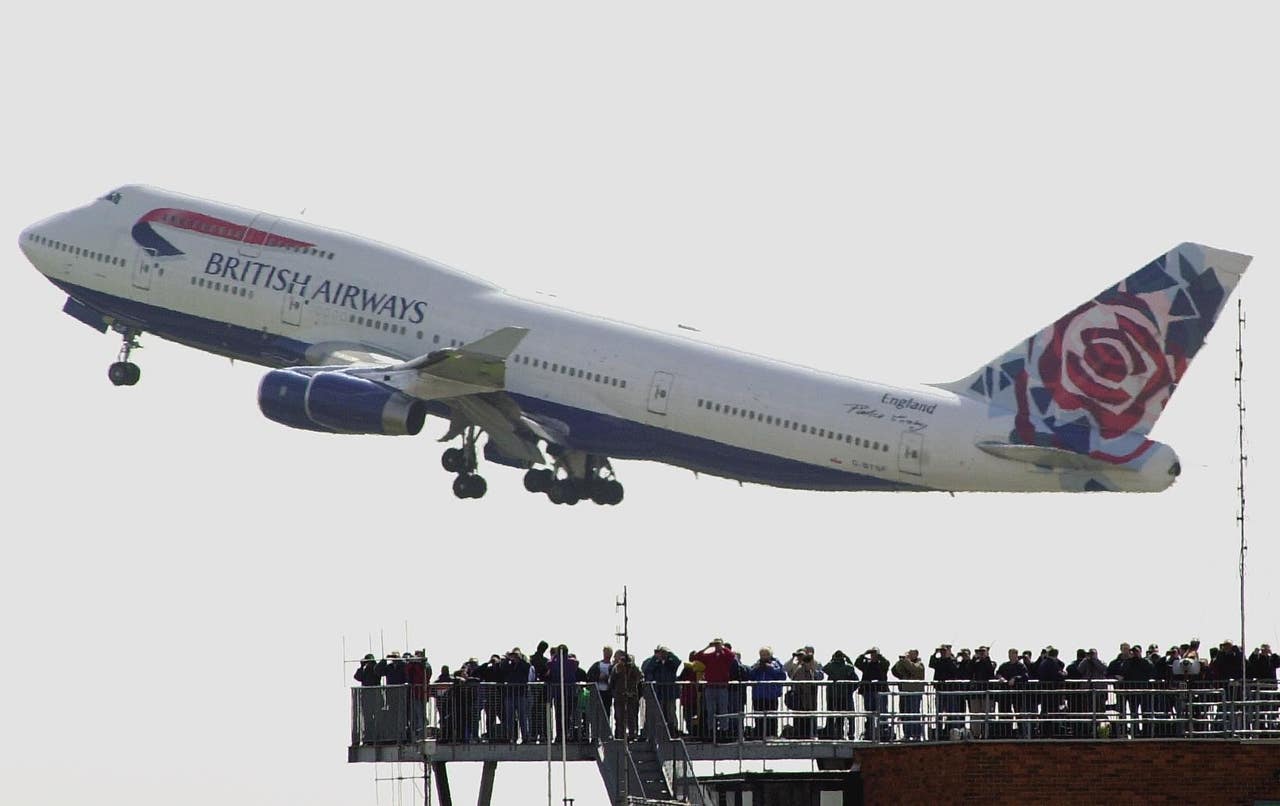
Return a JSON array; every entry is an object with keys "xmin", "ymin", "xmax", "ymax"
[
  {"xmin": 107, "ymin": 327, "xmax": 142, "ymax": 387},
  {"xmin": 523, "ymin": 453, "xmax": 624, "ymax": 506},
  {"xmin": 442, "ymin": 427, "xmax": 487, "ymax": 499}
]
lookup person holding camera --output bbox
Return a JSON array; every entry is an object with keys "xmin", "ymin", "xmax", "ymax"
[
  {"xmin": 1248, "ymin": 645, "xmax": 1278, "ymax": 731},
  {"xmin": 750, "ymin": 647, "xmax": 787, "ymax": 739},
  {"xmin": 821, "ymin": 650, "xmax": 858, "ymax": 739},
  {"xmin": 965, "ymin": 647, "xmax": 996, "ymax": 739},
  {"xmin": 695, "ymin": 638, "xmax": 736, "ymax": 741},
  {"xmin": 892, "ymin": 650, "xmax": 926, "ymax": 741},
  {"xmin": 498, "ymin": 648, "xmax": 533, "ymax": 743},
  {"xmin": 855, "ymin": 648, "xmax": 890, "ymax": 740},
  {"xmin": 785, "ymin": 646, "xmax": 824, "ymax": 739},
  {"xmin": 642, "ymin": 645, "xmax": 681, "ymax": 736},
  {"xmin": 609, "ymin": 651, "xmax": 644, "ymax": 741},
  {"xmin": 929, "ymin": 644, "xmax": 960, "ymax": 739}
]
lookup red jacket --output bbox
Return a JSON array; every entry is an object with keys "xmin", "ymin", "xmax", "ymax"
[{"xmin": 695, "ymin": 647, "xmax": 735, "ymax": 684}]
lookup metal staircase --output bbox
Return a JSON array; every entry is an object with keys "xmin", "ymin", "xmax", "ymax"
[{"xmin": 592, "ymin": 687, "xmax": 703, "ymax": 805}]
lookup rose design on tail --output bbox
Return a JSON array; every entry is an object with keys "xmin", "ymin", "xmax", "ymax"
[{"xmin": 945, "ymin": 244, "xmax": 1247, "ymax": 466}]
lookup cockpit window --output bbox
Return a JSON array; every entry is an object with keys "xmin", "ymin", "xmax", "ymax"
[{"xmin": 99, "ymin": 190, "xmax": 123, "ymax": 205}]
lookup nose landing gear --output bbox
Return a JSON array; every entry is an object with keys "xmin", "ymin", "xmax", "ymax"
[{"xmin": 108, "ymin": 328, "xmax": 142, "ymax": 386}]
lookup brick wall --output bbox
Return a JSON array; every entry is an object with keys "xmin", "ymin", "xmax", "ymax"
[{"xmin": 855, "ymin": 741, "xmax": 1280, "ymax": 805}]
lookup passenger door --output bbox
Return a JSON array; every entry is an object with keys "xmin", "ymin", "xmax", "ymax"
[
  {"xmin": 898, "ymin": 432, "xmax": 923, "ymax": 476},
  {"xmin": 132, "ymin": 248, "xmax": 153, "ymax": 291},
  {"xmin": 647, "ymin": 371, "xmax": 674, "ymax": 415},
  {"xmin": 281, "ymin": 294, "xmax": 303, "ymax": 326}
]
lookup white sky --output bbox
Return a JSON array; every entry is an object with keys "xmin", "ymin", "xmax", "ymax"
[{"xmin": 3, "ymin": 3, "xmax": 1277, "ymax": 804}]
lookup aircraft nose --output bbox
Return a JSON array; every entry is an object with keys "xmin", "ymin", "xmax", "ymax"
[
  {"xmin": 19, "ymin": 212, "xmax": 69, "ymax": 270},
  {"xmin": 18, "ymin": 223, "xmax": 38, "ymax": 261}
]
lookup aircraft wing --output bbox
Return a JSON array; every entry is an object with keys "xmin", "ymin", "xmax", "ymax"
[{"xmin": 330, "ymin": 328, "xmax": 546, "ymax": 464}]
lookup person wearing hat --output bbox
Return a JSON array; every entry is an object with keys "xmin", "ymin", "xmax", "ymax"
[
  {"xmin": 696, "ymin": 638, "xmax": 738, "ymax": 741},
  {"xmin": 892, "ymin": 650, "xmax": 927, "ymax": 741},
  {"xmin": 354, "ymin": 654, "xmax": 381, "ymax": 686},
  {"xmin": 642, "ymin": 645, "xmax": 681, "ymax": 736}
]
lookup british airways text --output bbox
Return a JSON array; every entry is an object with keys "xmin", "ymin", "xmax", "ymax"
[{"xmin": 204, "ymin": 252, "xmax": 427, "ymax": 323}]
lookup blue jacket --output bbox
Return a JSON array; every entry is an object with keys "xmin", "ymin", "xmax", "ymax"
[
  {"xmin": 749, "ymin": 658, "xmax": 787, "ymax": 699},
  {"xmin": 642, "ymin": 653, "xmax": 681, "ymax": 700}
]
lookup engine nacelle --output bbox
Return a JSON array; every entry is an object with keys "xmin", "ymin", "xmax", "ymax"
[
  {"xmin": 257, "ymin": 369, "xmax": 427, "ymax": 436},
  {"xmin": 258, "ymin": 370, "xmax": 336, "ymax": 433},
  {"xmin": 305, "ymin": 371, "xmax": 427, "ymax": 436}
]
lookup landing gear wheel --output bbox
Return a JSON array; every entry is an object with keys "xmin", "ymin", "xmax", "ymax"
[
  {"xmin": 548, "ymin": 479, "xmax": 580, "ymax": 506},
  {"xmin": 524, "ymin": 468, "xmax": 554, "ymax": 493},
  {"xmin": 442, "ymin": 447, "xmax": 466, "ymax": 473},
  {"xmin": 453, "ymin": 474, "xmax": 487, "ymax": 499},
  {"xmin": 109, "ymin": 327, "xmax": 143, "ymax": 386},
  {"xmin": 108, "ymin": 361, "xmax": 140, "ymax": 387},
  {"xmin": 591, "ymin": 479, "xmax": 624, "ymax": 506}
]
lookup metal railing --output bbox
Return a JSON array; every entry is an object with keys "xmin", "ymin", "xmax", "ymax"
[
  {"xmin": 643, "ymin": 684, "xmax": 703, "ymax": 805},
  {"xmin": 350, "ymin": 679, "xmax": 1280, "ymax": 748}
]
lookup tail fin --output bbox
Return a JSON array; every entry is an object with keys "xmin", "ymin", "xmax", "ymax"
[{"xmin": 937, "ymin": 242, "xmax": 1250, "ymax": 462}]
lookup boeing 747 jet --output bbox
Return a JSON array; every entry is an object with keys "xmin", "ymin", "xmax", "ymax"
[{"xmin": 20, "ymin": 186, "xmax": 1250, "ymax": 504}]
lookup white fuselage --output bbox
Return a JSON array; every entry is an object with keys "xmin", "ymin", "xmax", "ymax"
[{"xmin": 19, "ymin": 186, "xmax": 1179, "ymax": 493}]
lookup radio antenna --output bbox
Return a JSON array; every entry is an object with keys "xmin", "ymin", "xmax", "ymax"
[{"xmin": 1235, "ymin": 298, "xmax": 1247, "ymax": 684}]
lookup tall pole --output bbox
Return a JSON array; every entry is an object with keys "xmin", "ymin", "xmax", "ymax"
[
  {"xmin": 615, "ymin": 587, "xmax": 629, "ymax": 659},
  {"xmin": 1235, "ymin": 299, "xmax": 1247, "ymax": 684}
]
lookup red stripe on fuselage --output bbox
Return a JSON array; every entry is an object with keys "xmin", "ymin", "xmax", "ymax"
[{"xmin": 139, "ymin": 208, "xmax": 314, "ymax": 249}]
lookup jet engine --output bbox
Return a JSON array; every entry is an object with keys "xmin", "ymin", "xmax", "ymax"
[{"xmin": 258, "ymin": 369, "xmax": 427, "ymax": 436}]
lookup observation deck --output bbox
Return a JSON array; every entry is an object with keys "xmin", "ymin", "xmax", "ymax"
[{"xmin": 348, "ymin": 679, "xmax": 1280, "ymax": 804}]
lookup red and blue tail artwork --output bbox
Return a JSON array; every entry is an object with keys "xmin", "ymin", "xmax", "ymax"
[{"xmin": 942, "ymin": 243, "xmax": 1250, "ymax": 467}]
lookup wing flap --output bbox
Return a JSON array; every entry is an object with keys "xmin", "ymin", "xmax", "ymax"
[{"xmin": 451, "ymin": 395, "xmax": 544, "ymax": 465}]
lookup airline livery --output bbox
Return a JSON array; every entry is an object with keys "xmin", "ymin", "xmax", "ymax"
[{"xmin": 20, "ymin": 186, "xmax": 1250, "ymax": 504}]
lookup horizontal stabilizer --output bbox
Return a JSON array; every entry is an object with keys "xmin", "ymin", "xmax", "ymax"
[{"xmin": 976, "ymin": 441, "xmax": 1133, "ymax": 472}]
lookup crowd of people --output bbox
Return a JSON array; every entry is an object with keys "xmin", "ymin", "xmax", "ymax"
[{"xmin": 351, "ymin": 637, "xmax": 1280, "ymax": 745}]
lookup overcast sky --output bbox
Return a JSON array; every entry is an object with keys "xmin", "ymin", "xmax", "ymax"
[{"xmin": 3, "ymin": 3, "xmax": 1277, "ymax": 804}]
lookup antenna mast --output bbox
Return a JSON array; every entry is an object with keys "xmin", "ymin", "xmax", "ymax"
[
  {"xmin": 615, "ymin": 586, "xmax": 629, "ymax": 658},
  {"xmin": 1235, "ymin": 299, "xmax": 1247, "ymax": 684}
]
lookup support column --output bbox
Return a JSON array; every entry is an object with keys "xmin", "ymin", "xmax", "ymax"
[
  {"xmin": 477, "ymin": 760, "xmax": 497, "ymax": 806},
  {"xmin": 432, "ymin": 761, "xmax": 452, "ymax": 806}
]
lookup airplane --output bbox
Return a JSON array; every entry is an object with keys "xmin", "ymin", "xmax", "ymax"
[{"xmin": 19, "ymin": 186, "xmax": 1250, "ymax": 504}]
